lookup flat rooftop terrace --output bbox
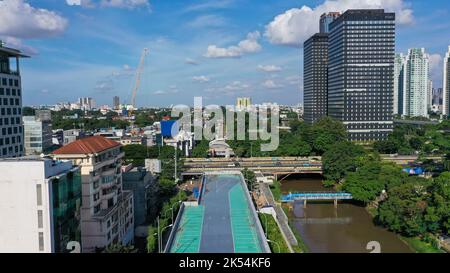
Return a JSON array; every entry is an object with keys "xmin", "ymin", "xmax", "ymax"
[{"xmin": 168, "ymin": 172, "xmax": 269, "ymax": 253}]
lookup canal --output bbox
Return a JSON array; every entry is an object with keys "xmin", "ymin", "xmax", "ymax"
[{"xmin": 281, "ymin": 174, "xmax": 413, "ymax": 253}]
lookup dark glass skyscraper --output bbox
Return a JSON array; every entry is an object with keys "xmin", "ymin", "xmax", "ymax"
[
  {"xmin": 304, "ymin": 33, "xmax": 329, "ymax": 124},
  {"xmin": 320, "ymin": 12, "xmax": 341, "ymax": 33},
  {"xmin": 328, "ymin": 9, "xmax": 395, "ymax": 142}
]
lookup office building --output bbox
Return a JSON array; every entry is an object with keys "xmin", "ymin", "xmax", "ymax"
[
  {"xmin": 394, "ymin": 53, "xmax": 406, "ymax": 115},
  {"xmin": 52, "ymin": 136, "xmax": 134, "ymax": 253},
  {"xmin": 328, "ymin": 9, "xmax": 395, "ymax": 141},
  {"xmin": 113, "ymin": 96, "xmax": 120, "ymax": 110},
  {"xmin": 23, "ymin": 110, "xmax": 53, "ymax": 155},
  {"xmin": 319, "ymin": 12, "xmax": 341, "ymax": 33},
  {"xmin": 402, "ymin": 48, "xmax": 429, "ymax": 118},
  {"xmin": 444, "ymin": 46, "xmax": 450, "ymax": 116},
  {"xmin": 304, "ymin": 33, "xmax": 329, "ymax": 124},
  {"xmin": 0, "ymin": 43, "xmax": 28, "ymax": 158},
  {"xmin": 0, "ymin": 157, "xmax": 81, "ymax": 253}
]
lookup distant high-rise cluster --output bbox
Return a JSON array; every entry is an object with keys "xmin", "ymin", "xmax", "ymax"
[
  {"xmin": 236, "ymin": 97, "xmax": 252, "ymax": 109},
  {"xmin": 78, "ymin": 97, "xmax": 95, "ymax": 111}
]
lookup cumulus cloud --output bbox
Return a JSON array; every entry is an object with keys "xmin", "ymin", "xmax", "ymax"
[
  {"xmin": 192, "ymin": 76, "xmax": 210, "ymax": 83},
  {"xmin": 204, "ymin": 31, "xmax": 262, "ymax": 58},
  {"xmin": 0, "ymin": 36, "xmax": 38, "ymax": 55},
  {"xmin": 258, "ymin": 65, "xmax": 282, "ymax": 73},
  {"xmin": 265, "ymin": 0, "xmax": 414, "ymax": 47},
  {"xmin": 263, "ymin": 79, "xmax": 284, "ymax": 89},
  {"xmin": 100, "ymin": 0, "xmax": 150, "ymax": 9},
  {"xmin": 66, "ymin": 0, "xmax": 149, "ymax": 9},
  {"xmin": 0, "ymin": 0, "xmax": 68, "ymax": 39}
]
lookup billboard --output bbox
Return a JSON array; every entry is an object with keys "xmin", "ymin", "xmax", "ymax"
[{"xmin": 161, "ymin": 120, "xmax": 178, "ymax": 137}]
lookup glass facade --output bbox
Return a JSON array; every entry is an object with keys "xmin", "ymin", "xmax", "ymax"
[
  {"xmin": 304, "ymin": 33, "xmax": 329, "ymax": 124},
  {"xmin": 328, "ymin": 9, "xmax": 395, "ymax": 142},
  {"xmin": 51, "ymin": 169, "xmax": 82, "ymax": 253}
]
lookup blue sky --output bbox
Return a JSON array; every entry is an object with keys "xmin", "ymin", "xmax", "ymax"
[{"xmin": 0, "ymin": 0, "xmax": 449, "ymax": 107}]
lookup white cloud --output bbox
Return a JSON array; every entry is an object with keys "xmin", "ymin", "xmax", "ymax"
[
  {"xmin": 192, "ymin": 76, "xmax": 210, "ymax": 83},
  {"xmin": 204, "ymin": 31, "xmax": 262, "ymax": 58},
  {"xmin": 263, "ymin": 79, "xmax": 284, "ymax": 89},
  {"xmin": 0, "ymin": 36, "xmax": 38, "ymax": 55},
  {"xmin": 185, "ymin": 58, "xmax": 199, "ymax": 65},
  {"xmin": 0, "ymin": 0, "xmax": 68, "ymax": 39},
  {"xmin": 153, "ymin": 90, "xmax": 167, "ymax": 95},
  {"xmin": 67, "ymin": 0, "xmax": 149, "ymax": 9},
  {"xmin": 265, "ymin": 0, "xmax": 414, "ymax": 47},
  {"xmin": 183, "ymin": 0, "xmax": 234, "ymax": 13},
  {"xmin": 187, "ymin": 15, "xmax": 227, "ymax": 28},
  {"xmin": 100, "ymin": 0, "xmax": 150, "ymax": 9},
  {"xmin": 258, "ymin": 65, "xmax": 282, "ymax": 73}
]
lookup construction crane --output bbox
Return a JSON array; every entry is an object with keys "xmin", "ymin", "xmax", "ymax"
[{"xmin": 129, "ymin": 48, "xmax": 149, "ymax": 114}]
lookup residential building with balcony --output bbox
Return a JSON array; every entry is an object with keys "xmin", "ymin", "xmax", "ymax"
[{"xmin": 52, "ymin": 136, "xmax": 134, "ymax": 253}]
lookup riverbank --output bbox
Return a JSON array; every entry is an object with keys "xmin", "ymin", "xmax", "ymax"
[{"xmin": 365, "ymin": 204, "xmax": 444, "ymax": 253}]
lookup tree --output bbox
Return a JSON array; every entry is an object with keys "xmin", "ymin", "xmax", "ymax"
[
  {"xmin": 322, "ymin": 141, "xmax": 366, "ymax": 182},
  {"xmin": 104, "ymin": 244, "xmax": 138, "ymax": 253},
  {"xmin": 425, "ymin": 172, "xmax": 450, "ymax": 234},
  {"xmin": 310, "ymin": 117, "xmax": 348, "ymax": 155},
  {"xmin": 191, "ymin": 140, "xmax": 209, "ymax": 158},
  {"xmin": 342, "ymin": 162, "xmax": 385, "ymax": 203},
  {"xmin": 147, "ymin": 226, "xmax": 158, "ymax": 253},
  {"xmin": 377, "ymin": 177, "xmax": 429, "ymax": 236}
]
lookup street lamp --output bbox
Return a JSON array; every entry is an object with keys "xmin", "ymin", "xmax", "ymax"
[
  {"xmin": 267, "ymin": 239, "xmax": 281, "ymax": 253},
  {"xmin": 163, "ymin": 200, "xmax": 182, "ymax": 224}
]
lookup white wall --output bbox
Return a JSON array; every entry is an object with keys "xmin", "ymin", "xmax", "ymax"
[{"xmin": 0, "ymin": 161, "xmax": 52, "ymax": 253}]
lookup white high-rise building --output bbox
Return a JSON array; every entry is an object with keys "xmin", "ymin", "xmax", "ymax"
[
  {"xmin": 444, "ymin": 46, "xmax": 450, "ymax": 116},
  {"xmin": 402, "ymin": 48, "xmax": 430, "ymax": 118},
  {"xmin": 0, "ymin": 43, "xmax": 29, "ymax": 158},
  {"xmin": 394, "ymin": 53, "xmax": 406, "ymax": 115},
  {"xmin": 0, "ymin": 157, "xmax": 82, "ymax": 253}
]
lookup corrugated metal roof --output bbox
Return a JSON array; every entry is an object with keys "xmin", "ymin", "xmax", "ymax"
[{"xmin": 53, "ymin": 136, "xmax": 120, "ymax": 155}]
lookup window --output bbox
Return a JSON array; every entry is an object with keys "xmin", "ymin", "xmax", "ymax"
[
  {"xmin": 37, "ymin": 210, "xmax": 43, "ymax": 228},
  {"xmin": 36, "ymin": 184, "xmax": 42, "ymax": 206},
  {"xmin": 38, "ymin": 232, "xmax": 44, "ymax": 251}
]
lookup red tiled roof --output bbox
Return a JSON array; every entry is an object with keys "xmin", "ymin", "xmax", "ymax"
[{"xmin": 53, "ymin": 136, "xmax": 121, "ymax": 155}]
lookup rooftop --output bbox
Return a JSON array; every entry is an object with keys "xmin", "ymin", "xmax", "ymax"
[
  {"xmin": 0, "ymin": 44, "xmax": 30, "ymax": 58},
  {"xmin": 53, "ymin": 136, "xmax": 121, "ymax": 155}
]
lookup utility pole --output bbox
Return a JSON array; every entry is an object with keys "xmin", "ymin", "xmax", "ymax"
[{"xmin": 174, "ymin": 144, "xmax": 177, "ymax": 183}]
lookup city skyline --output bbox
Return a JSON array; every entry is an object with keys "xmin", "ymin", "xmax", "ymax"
[{"xmin": 0, "ymin": 0, "xmax": 449, "ymax": 107}]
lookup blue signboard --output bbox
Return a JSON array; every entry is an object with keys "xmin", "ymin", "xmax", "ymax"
[{"xmin": 161, "ymin": 120, "xmax": 178, "ymax": 137}]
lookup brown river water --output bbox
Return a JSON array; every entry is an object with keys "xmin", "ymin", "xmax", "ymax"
[{"xmin": 280, "ymin": 174, "xmax": 413, "ymax": 253}]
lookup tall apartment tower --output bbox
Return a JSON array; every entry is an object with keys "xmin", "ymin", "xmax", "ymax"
[
  {"xmin": 0, "ymin": 157, "xmax": 81, "ymax": 253},
  {"xmin": 328, "ymin": 9, "xmax": 395, "ymax": 142},
  {"xmin": 303, "ymin": 33, "xmax": 329, "ymax": 124},
  {"xmin": 113, "ymin": 96, "xmax": 120, "ymax": 110},
  {"xmin": 52, "ymin": 136, "xmax": 134, "ymax": 253},
  {"xmin": 394, "ymin": 53, "xmax": 406, "ymax": 115},
  {"xmin": 444, "ymin": 46, "xmax": 450, "ymax": 117},
  {"xmin": 320, "ymin": 12, "xmax": 341, "ymax": 33},
  {"xmin": 0, "ymin": 43, "xmax": 29, "ymax": 158},
  {"xmin": 401, "ymin": 48, "xmax": 429, "ymax": 118}
]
